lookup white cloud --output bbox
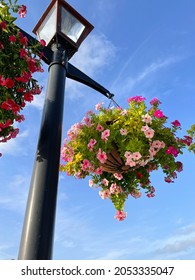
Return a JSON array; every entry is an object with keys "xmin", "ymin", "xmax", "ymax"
[
  {"xmin": 66, "ymin": 34, "xmax": 116, "ymax": 98},
  {"xmin": 0, "ymin": 130, "xmax": 29, "ymax": 156},
  {"xmin": 0, "ymin": 174, "xmax": 29, "ymax": 212},
  {"xmin": 119, "ymin": 56, "xmax": 184, "ymax": 94}
]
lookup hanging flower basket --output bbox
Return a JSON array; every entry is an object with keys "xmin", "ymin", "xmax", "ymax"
[
  {"xmin": 0, "ymin": 1, "xmax": 45, "ymax": 155},
  {"xmin": 60, "ymin": 96, "xmax": 194, "ymax": 221}
]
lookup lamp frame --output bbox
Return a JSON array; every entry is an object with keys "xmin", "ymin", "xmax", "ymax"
[{"xmin": 33, "ymin": 0, "xmax": 94, "ymax": 55}]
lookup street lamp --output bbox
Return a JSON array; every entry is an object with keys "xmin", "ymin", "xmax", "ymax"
[
  {"xmin": 18, "ymin": 0, "xmax": 94, "ymax": 260},
  {"xmin": 33, "ymin": 0, "xmax": 93, "ymax": 58}
]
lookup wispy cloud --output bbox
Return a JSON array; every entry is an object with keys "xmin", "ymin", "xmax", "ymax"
[
  {"xmin": 53, "ymin": 212, "xmax": 195, "ymax": 260},
  {"xmin": 66, "ymin": 34, "xmax": 116, "ymax": 99},
  {"xmin": 117, "ymin": 56, "xmax": 184, "ymax": 95},
  {"xmin": 0, "ymin": 130, "xmax": 29, "ymax": 156},
  {"xmin": 153, "ymin": 232, "xmax": 195, "ymax": 259},
  {"xmin": 0, "ymin": 174, "xmax": 29, "ymax": 212}
]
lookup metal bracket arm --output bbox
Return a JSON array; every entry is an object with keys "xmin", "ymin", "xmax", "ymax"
[{"xmin": 18, "ymin": 26, "xmax": 114, "ymax": 99}]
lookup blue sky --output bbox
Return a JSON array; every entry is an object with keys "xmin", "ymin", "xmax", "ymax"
[{"xmin": 0, "ymin": 0, "xmax": 195, "ymax": 260}]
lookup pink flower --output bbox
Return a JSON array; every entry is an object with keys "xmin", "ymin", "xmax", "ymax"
[
  {"xmin": 95, "ymin": 167, "xmax": 103, "ymax": 175},
  {"xmin": 132, "ymin": 152, "xmax": 142, "ymax": 160},
  {"xmin": 125, "ymin": 157, "xmax": 136, "ymax": 167},
  {"xmin": 154, "ymin": 109, "xmax": 165, "ymax": 118},
  {"xmin": 141, "ymin": 125, "xmax": 149, "ymax": 132},
  {"xmin": 182, "ymin": 136, "xmax": 193, "ymax": 146},
  {"xmin": 149, "ymin": 147, "xmax": 156, "ymax": 157},
  {"xmin": 101, "ymin": 129, "xmax": 110, "ymax": 141},
  {"xmin": 95, "ymin": 102, "xmax": 103, "ymax": 110},
  {"xmin": 18, "ymin": 5, "xmax": 27, "ymax": 18},
  {"xmin": 128, "ymin": 96, "xmax": 145, "ymax": 103},
  {"xmin": 142, "ymin": 113, "xmax": 152, "ymax": 124},
  {"xmin": 150, "ymin": 98, "xmax": 161, "ymax": 105},
  {"xmin": 151, "ymin": 140, "xmax": 165, "ymax": 150},
  {"xmin": 131, "ymin": 191, "xmax": 142, "ymax": 198},
  {"xmin": 88, "ymin": 139, "xmax": 97, "ymax": 151},
  {"xmin": 164, "ymin": 176, "xmax": 174, "ymax": 183},
  {"xmin": 114, "ymin": 210, "xmax": 127, "ymax": 221},
  {"xmin": 102, "ymin": 178, "xmax": 109, "ymax": 186},
  {"xmin": 110, "ymin": 183, "xmax": 122, "ymax": 194},
  {"xmin": 97, "ymin": 148, "xmax": 107, "ymax": 163},
  {"xmin": 83, "ymin": 116, "xmax": 92, "ymax": 127},
  {"xmin": 96, "ymin": 123, "xmax": 104, "ymax": 131},
  {"xmin": 171, "ymin": 120, "xmax": 181, "ymax": 127},
  {"xmin": 124, "ymin": 151, "xmax": 132, "ymax": 158},
  {"xmin": 144, "ymin": 128, "xmax": 154, "ymax": 138},
  {"xmin": 81, "ymin": 159, "xmax": 91, "ymax": 171},
  {"xmin": 147, "ymin": 193, "xmax": 155, "ymax": 198},
  {"xmin": 99, "ymin": 189, "xmax": 110, "ymax": 199},
  {"xmin": 120, "ymin": 128, "xmax": 127, "ymax": 135},
  {"xmin": 166, "ymin": 146, "xmax": 179, "ymax": 157},
  {"xmin": 113, "ymin": 173, "xmax": 123, "ymax": 180}
]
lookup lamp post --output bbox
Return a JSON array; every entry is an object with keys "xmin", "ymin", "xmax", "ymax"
[{"xmin": 18, "ymin": 0, "xmax": 113, "ymax": 260}]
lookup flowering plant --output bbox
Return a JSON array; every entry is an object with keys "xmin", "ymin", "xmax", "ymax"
[
  {"xmin": 60, "ymin": 97, "xmax": 194, "ymax": 221},
  {"xmin": 0, "ymin": 0, "xmax": 44, "ymax": 154}
]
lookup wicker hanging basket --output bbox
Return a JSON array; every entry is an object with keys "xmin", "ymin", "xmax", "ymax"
[{"xmin": 101, "ymin": 143, "xmax": 143, "ymax": 173}]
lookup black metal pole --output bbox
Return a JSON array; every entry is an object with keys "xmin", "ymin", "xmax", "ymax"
[{"xmin": 18, "ymin": 44, "xmax": 67, "ymax": 260}]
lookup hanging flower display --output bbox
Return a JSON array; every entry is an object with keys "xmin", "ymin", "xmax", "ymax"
[
  {"xmin": 60, "ymin": 96, "xmax": 194, "ymax": 221},
  {"xmin": 0, "ymin": 0, "xmax": 44, "ymax": 154}
]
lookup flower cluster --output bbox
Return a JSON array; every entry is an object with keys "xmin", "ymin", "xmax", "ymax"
[
  {"xmin": 60, "ymin": 96, "xmax": 194, "ymax": 221},
  {"xmin": 0, "ymin": 0, "xmax": 44, "ymax": 155}
]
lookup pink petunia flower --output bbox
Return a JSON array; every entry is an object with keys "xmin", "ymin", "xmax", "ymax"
[
  {"xmin": 144, "ymin": 128, "xmax": 154, "ymax": 138},
  {"xmin": 102, "ymin": 178, "xmax": 109, "ymax": 186},
  {"xmin": 142, "ymin": 113, "xmax": 152, "ymax": 124},
  {"xmin": 128, "ymin": 96, "xmax": 146, "ymax": 103},
  {"xmin": 125, "ymin": 157, "xmax": 136, "ymax": 167},
  {"xmin": 154, "ymin": 109, "xmax": 165, "ymax": 118},
  {"xmin": 131, "ymin": 191, "xmax": 142, "ymax": 198},
  {"xmin": 171, "ymin": 120, "xmax": 181, "ymax": 127},
  {"xmin": 96, "ymin": 123, "xmax": 104, "ymax": 131},
  {"xmin": 120, "ymin": 128, "xmax": 127, "ymax": 135},
  {"xmin": 99, "ymin": 189, "xmax": 110, "ymax": 199},
  {"xmin": 114, "ymin": 210, "xmax": 127, "ymax": 221},
  {"xmin": 97, "ymin": 148, "xmax": 107, "ymax": 163},
  {"xmin": 95, "ymin": 167, "xmax": 103, "ymax": 175},
  {"xmin": 150, "ymin": 97, "xmax": 161, "ymax": 105},
  {"xmin": 166, "ymin": 146, "xmax": 179, "ymax": 157},
  {"xmin": 113, "ymin": 173, "xmax": 123, "ymax": 180},
  {"xmin": 88, "ymin": 139, "xmax": 97, "ymax": 151},
  {"xmin": 132, "ymin": 152, "xmax": 142, "ymax": 161},
  {"xmin": 81, "ymin": 159, "xmax": 91, "ymax": 171},
  {"xmin": 164, "ymin": 176, "xmax": 174, "ymax": 183},
  {"xmin": 95, "ymin": 102, "xmax": 103, "ymax": 110},
  {"xmin": 101, "ymin": 129, "xmax": 110, "ymax": 141}
]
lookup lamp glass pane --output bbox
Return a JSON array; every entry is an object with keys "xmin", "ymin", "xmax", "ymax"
[
  {"xmin": 37, "ymin": 4, "xmax": 57, "ymax": 45},
  {"xmin": 61, "ymin": 8, "xmax": 85, "ymax": 43}
]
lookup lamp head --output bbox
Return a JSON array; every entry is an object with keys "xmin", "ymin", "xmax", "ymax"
[{"xmin": 33, "ymin": 0, "xmax": 94, "ymax": 59}]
